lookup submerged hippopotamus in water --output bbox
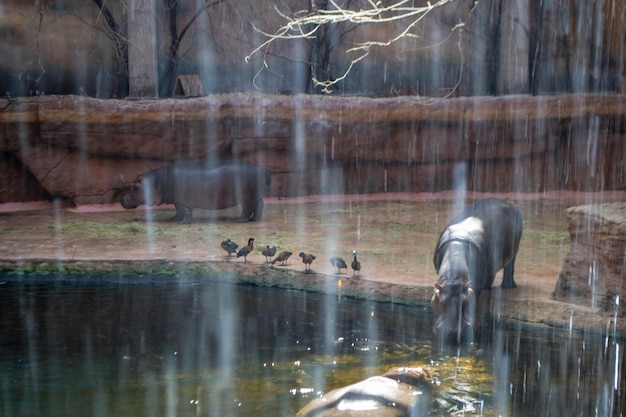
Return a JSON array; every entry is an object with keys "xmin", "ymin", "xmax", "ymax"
[
  {"xmin": 120, "ymin": 160, "xmax": 271, "ymax": 223},
  {"xmin": 431, "ymin": 198, "xmax": 523, "ymax": 344},
  {"xmin": 297, "ymin": 367, "xmax": 431, "ymax": 417}
]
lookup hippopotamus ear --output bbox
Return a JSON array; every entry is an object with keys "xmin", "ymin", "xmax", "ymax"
[
  {"xmin": 460, "ymin": 280, "xmax": 473, "ymax": 301},
  {"xmin": 431, "ymin": 288, "xmax": 443, "ymax": 316}
]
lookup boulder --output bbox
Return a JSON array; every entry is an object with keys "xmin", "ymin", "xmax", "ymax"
[
  {"xmin": 296, "ymin": 367, "xmax": 431, "ymax": 417},
  {"xmin": 552, "ymin": 203, "xmax": 626, "ymax": 314}
]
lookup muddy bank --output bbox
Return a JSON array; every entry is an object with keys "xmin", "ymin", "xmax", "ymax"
[{"xmin": 1, "ymin": 193, "xmax": 624, "ymax": 337}]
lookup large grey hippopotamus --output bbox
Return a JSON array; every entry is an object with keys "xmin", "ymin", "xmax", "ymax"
[
  {"xmin": 120, "ymin": 160, "xmax": 271, "ymax": 223},
  {"xmin": 431, "ymin": 198, "xmax": 523, "ymax": 344}
]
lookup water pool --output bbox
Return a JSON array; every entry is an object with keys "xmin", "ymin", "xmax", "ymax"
[{"xmin": 0, "ymin": 276, "xmax": 623, "ymax": 416}]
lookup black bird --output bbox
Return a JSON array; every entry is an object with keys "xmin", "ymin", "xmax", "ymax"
[
  {"xmin": 261, "ymin": 245, "xmax": 277, "ymax": 262},
  {"xmin": 220, "ymin": 239, "xmax": 238, "ymax": 258},
  {"xmin": 330, "ymin": 256, "xmax": 347, "ymax": 274},
  {"xmin": 237, "ymin": 237, "xmax": 255, "ymax": 263},
  {"xmin": 299, "ymin": 252, "xmax": 316, "ymax": 272},
  {"xmin": 271, "ymin": 251, "xmax": 292, "ymax": 266},
  {"xmin": 351, "ymin": 250, "xmax": 361, "ymax": 277}
]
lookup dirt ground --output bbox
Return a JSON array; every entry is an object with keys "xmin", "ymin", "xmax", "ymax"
[{"xmin": 1, "ymin": 191, "xmax": 625, "ymax": 335}]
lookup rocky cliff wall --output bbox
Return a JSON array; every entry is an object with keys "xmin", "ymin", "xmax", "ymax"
[{"xmin": 1, "ymin": 93, "xmax": 625, "ymax": 205}]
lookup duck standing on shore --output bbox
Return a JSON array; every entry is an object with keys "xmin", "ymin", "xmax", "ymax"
[
  {"xmin": 330, "ymin": 256, "xmax": 347, "ymax": 274},
  {"xmin": 262, "ymin": 245, "xmax": 277, "ymax": 262},
  {"xmin": 299, "ymin": 252, "xmax": 316, "ymax": 272},
  {"xmin": 220, "ymin": 239, "xmax": 239, "ymax": 259},
  {"xmin": 351, "ymin": 250, "xmax": 361, "ymax": 276},
  {"xmin": 237, "ymin": 237, "xmax": 255, "ymax": 263}
]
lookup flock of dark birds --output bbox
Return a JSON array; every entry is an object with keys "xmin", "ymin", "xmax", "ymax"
[{"xmin": 220, "ymin": 237, "xmax": 361, "ymax": 276}]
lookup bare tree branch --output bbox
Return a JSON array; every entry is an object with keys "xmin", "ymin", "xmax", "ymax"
[
  {"xmin": 29, "ymin": 0, "xmax": 48, "ymax": 94},
  {"xmin": 178, "ymin": 0, "xmax": 229, "ymax": 46},
  {"xmin": 246, "ymin": 0, "xmax": 464, "ymax": 93},
  {"xmin": 161, "ymin": 0, "xmax": 228, "ymax": 95},
  {"xmin": 91, "ymin": 0, "xmax": 128, "ymax": 97}
]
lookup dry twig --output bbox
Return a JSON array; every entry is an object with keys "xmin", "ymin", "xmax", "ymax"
[{"xmin": 245, "ymin": 0, "xmax": 461, "ymax": 93}]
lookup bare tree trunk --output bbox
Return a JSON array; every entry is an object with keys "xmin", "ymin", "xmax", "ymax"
[
  {"xmin": 160, "ymin": 0, "xmax": 228, "ymax": 96},
  {"xmin": 91, "ymin": 0, "xmax": 128, "ymax": 97},
  {"xmin": 160, "ymin": 0, "xmax": 179, "ymax": 97},
  {"xmin": 497, "ymin": 0, "xmax": 530, "ymax": 94},
  {"xmin": 29, "ymin": 0, "xmax": 48, "ymax": 95},
  {"xmin": 528, "ymin": 1, "xmax": 544, "ymax": 95},
  {"xmin": 93, "ymin": 0, "xmax": 128, "ymax": 97},
  {"xmin": 127, "ymin": 0, "xmax": 158, "ymax": 97}
]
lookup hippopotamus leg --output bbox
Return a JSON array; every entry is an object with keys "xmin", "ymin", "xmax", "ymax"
[
  {"xmin": 238, "ymin": 199, "xmax": 264, "ymax": 222},
  {"xmin": 171, "ymin": 204, "xmax": 193, "ymax": 224},
  {"xmin": 252, "ymin": 199, "xmax": 264, "ymax": 221},
  {"xmin": 501, "ymin": 257, "xmax": 517, "ymax": 289}
]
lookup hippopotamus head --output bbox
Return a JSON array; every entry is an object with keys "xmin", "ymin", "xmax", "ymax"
[
  {"xmin": 431, "ymin": 277, "xmax": 475, "ymax": 344},
  {"xmin": 120, "ymin": 174, "xmax": 163, "ymax": 209}
]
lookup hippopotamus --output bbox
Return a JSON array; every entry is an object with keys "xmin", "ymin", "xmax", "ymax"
[
  {"xmin": 431, "ymin": 198, "xmax": 523, "ymax": 344},
  {"xmin": 120, "ymin": 160, "xmax": 271, "ymax": 223},
  {"xmin": 296, "ymin": 367, "xmax": 431, "ymax": 417}
]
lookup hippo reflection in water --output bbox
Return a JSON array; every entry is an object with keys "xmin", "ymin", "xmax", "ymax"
[
  {"xmin": 431, "ymin": 198, "xmax": 523, "ymax": 344},
  {"xmin": 297, "ymin": 367, "xmax": 431, "ymax": 417},
  {"xmin": 120, "ymin": 160, "xmax": 271, "ymax": 223}
]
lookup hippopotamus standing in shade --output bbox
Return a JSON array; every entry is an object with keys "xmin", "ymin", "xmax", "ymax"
[
  {"xmin": 431, "ymin": 198, "xmax": 523, "ymax": 344},
  {"xmin": 120, "ymin": 160, "xmax": 271, "ymax": 223}
]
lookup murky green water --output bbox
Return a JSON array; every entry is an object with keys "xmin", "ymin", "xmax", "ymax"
[{"xmin": 0, "ymin": 276, "xmax": 623, "ymax": 416}]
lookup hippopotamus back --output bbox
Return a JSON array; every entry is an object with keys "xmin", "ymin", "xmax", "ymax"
[{"xmin": 121, "ymin": 160, "xmax": 271, "ymax": 223}]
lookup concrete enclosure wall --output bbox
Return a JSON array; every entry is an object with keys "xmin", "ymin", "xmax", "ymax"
[{"xmin": 1, "ymin": 93, "xmax": 625, "ymax": 205}]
